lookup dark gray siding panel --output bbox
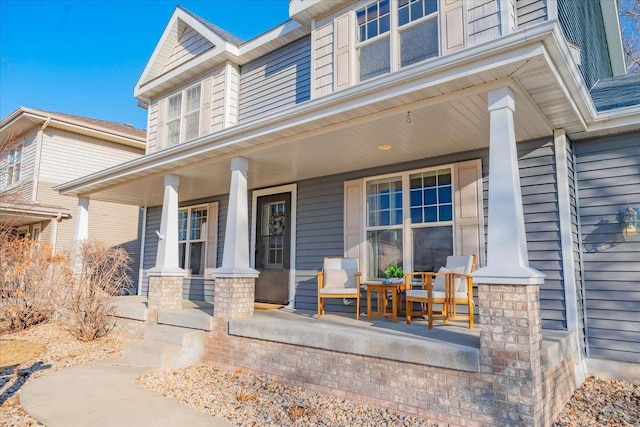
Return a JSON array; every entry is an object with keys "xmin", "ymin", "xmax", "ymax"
[
  {"xmin": 516, "ymin": 0, "xmax": 548, "ymax": 28},
  {"xmin": 575, "ymin": 131, "xmax": 640, "ymax": 364},
  {"xmin": 238, "ymin": 36, "xmax": 311, "ymax": 122},
  {"xmin": 141, "ymin": 206, "xmax": 161, "ymax": 296},
  {"xmin": 557, "ymin": 0, "xmax": 612, "ymax": 88},
  {"xmin": 518, "ymin": 138, "xmax": 566, "ymax": 330}
]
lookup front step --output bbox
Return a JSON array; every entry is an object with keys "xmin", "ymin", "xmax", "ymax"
[
  {"xmin": 157, "ymin": 308, "xmax": 214, "ymax": 331},
  {"xmin": 123, "ymin": 325, "xmax": 205, "ymax": 369}
]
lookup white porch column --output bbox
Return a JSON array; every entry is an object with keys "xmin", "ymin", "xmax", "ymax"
[
  {"xmin": 216, "ymin": 157, "xmax": 259, "ymax": 277},
  {"xmin": 474, "ymin": 87, "xmax": 544, "ymax": 284},
  {"xmin": 148, "ymin": 174, "xmax": 185, "ymax": 276},
  {"xmin": 214, "ymin": 157, "xmax": 258, "ymax": 320},
  {"xmin": 72, "ymin": 197, "xmax": 90, "ymax": 272},
  {"xmin": 147, "ymin": 174, "xmax": 185, "ymax": 316}
]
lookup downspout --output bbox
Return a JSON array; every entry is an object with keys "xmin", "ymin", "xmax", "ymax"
[
  {"xmin": 51, "ymin": 212, "xmax": 61, "ymax": 254},
  {"xmin": 31, "ymin": 117, "xmax": 51, "ymax": 201}
]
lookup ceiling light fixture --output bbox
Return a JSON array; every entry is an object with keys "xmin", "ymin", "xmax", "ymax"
[{"xmin": 377, "ymin": 144, "xmax": 392, "ymax": 151}]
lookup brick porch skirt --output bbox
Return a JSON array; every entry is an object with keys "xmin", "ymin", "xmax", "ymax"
[{"xmin": 203, "ymin": 316, "xmax": 576, "ymax": 427}]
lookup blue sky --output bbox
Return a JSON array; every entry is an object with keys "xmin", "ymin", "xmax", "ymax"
[{"xmin": 0, "ymin": 0, "xmax": 289, "ymax": 129}]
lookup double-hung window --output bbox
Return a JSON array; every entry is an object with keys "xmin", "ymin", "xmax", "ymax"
[
  {"xmin": 178, "ymin": 205, "xmax": 208, "ymax": 276},
  {"xmin": 356, "ymin": 0, "xmax": 440, "ymax": 82},
  {"xmin": 365, "ymin": 167, "xmax": 453, "ymax": 278},
  {"xmin": 166, "ymin": 84, "xmax": 201, "ymax": 147},
  {"xmin": 6, "ymin": 144, "xmax": 23, "ymax": 187}
]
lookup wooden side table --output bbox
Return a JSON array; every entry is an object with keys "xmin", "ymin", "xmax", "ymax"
[{"xmin": 362, "ymin": 281, "xmax": 405, "ymax": 323}]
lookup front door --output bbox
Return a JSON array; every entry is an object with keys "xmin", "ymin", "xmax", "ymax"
[{"xmin": 254, "ymin": 192, "xmax": 291, "ymax": 304}]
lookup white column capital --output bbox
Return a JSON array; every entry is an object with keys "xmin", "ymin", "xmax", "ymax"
[
  {"xmin": 164, "ymin": 174, "xmax": 179, "ymax": 187},
  {"xmin": 487, "ymin": 87, "xmax": 515, "ymax": 112},
  {"xmin": 230, "ymin": 156, "xmax": 249, "ymax": 172}
]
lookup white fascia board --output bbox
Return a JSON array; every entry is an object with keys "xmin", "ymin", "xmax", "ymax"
[
  {"xmin": 134, "ymin": 45, "xmax": 234, "ymax": 99},
  {"xmin": 599, "ymin": 0, "xmax": 626, "ymax": 77},
  {"xmin": 238, "ymin": 20, "xmax": 304, "ymax": 58},
  {"xmin": 57, "ymin": 26, "xmax": 559, "ymax": 198}
]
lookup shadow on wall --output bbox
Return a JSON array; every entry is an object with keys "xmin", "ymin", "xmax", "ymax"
[{"xmin": 581, "ymin": 217, "xmax": 625, "ymax": 253}]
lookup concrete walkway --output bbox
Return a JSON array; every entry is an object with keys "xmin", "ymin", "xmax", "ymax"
[{"xmin": 20, "ymin": 363, "xmax": 234, "ymax": 427}]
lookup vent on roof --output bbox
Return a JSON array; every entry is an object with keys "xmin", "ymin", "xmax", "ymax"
[{"xmin": 124, "ymin": 123, "xmax": 134, "ymax": 128}]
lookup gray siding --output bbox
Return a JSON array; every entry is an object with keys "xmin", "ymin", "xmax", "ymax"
[
  {"xmin": 575, "ymin": 132, "xmax": 640, "ymax": 364},
  {"xmin": 516, "ymin": 0, "xmax": 548, "ymax": 28},
  {"xmin": 238, "ymin": 36, "xmax": 311, "ymax": 122},
  {"xmin": 557, "ymin": 0, "xmax": 612, "ymax": 88},
  {"xmin": 140, "ymin": 195, "xmax": 228, "ymax": 300},
  {"xmin": 295, "ymin": 140, "xmax": 567, "ymax": 328}
]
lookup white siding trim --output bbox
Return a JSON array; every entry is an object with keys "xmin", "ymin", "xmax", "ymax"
[
  {"xmin": 500, "ymin": 0, "xmax": 513, "ymax": 35},
  {"xmin": 310, "ymin": 17, "xmax": 317, "ymax": 98},
  {"xmin": 554, "ymin": 129, "xmax": 578, "ymax": 332},
  {"xmin": 32, "ymin": 119, "xmax": 49, "ymax": 201},
  {"xmin": 250, "ymin": 183, "xmax": 298, "ymax": 309},
  {"xmin": 223, "ymin": 61, "xmax": 232, "ymax": 129}
]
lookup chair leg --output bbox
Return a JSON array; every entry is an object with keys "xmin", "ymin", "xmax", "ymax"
[
  {"xmin": 468, "ymin": 300, "xmax": 474, "ymax": 329},
  {"xmin": 406, "ymin": 299, "xmax": 413, "ymax": 324},
  {"xmin": 356, "ymin": 295, "xmax": 360, "ymax": 320},
  {"xmin": 318, "ymin": 296, "xmax": 323, "ymax": 318},
  {"xmin": 428, "ymin": 302, "xmax": 433, "ymax": 329}
]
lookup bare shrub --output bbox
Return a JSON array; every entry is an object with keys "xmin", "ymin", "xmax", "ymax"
[
  {"xmin": 0, "ymin": 236, "xmax": 72, "ymax": 333},
  {"xmin": 61, "ymin": 240, "xmax": 132, "ymax": 342}
]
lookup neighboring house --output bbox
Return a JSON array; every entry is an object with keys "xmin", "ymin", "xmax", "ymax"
[
  {"xmin": 56, "ymin": 1, "xmax": 640, "ymax": 424},
  {"xmin": 0, "ymin": 108, "xmax": 146, "ymax": 286}
]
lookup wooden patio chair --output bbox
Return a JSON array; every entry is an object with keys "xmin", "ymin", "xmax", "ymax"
[
  {"xmin": 317, "ymin": 257, "xmax": 361, "ymax": 320},
  {"xmin": 405, "ymin": 255, "xmax": 476, "ymax": 329}
]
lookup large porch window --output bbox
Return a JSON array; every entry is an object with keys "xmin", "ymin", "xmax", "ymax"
[
  {"xmin": 364, "ymin": 167, "xmax": 453, "ymax": 279},
  {"xmin": 178, "ymin": 205, "xmax": 208, "ymax": 276},
  {"xmin": 356, "ymin": 0, "xmax": 440, "ymax": 82}
]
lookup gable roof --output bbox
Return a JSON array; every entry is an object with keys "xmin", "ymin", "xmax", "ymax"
[
  {"xmin": 135, "ymin": 6, "xmax": 243, "ymax": 96},
  {"xmin": 0, "ymin": 107, "xmax": 146, "ymax": 149},
  {"xmin": 590, "ymin": 72, "xmax": 640, "ymax": 112}
]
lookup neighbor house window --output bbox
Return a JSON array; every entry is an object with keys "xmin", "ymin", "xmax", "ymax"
[
  {"xmin": 178, "ymin": 205, "xmax": 208, "ymax": 276},
  {"xmin": 365, "ymin": 167, "xmax": 453, "ymax": 278},
  {"xmin": 165, "ymin": 84, "xmax": 201, "ymax": 147},
  {"xmin": 6, "ymin": 144, "xmax": 23, "ymax": 187},
  {"xmin": 356, "ymin": 0, "xmax": 439, "ymax": 81}
]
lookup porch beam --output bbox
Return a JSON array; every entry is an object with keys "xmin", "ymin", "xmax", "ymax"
[
  {"xmin": 148, "ymin": 174, "xmax": 185, "ymax": 276},
  {"xmin": 474, "ymin": 87, "xmax": 544, "ymax": 285}
]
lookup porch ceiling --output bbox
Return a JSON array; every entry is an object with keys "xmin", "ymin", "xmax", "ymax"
[{"xmin": 60, "ymin": 28, "xmax": 590, "ymax": 207}]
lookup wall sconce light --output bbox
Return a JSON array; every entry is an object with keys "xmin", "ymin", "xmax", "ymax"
[{"xmin": 621, "ymin": 206, "xmax": 639, "ymax": 236}]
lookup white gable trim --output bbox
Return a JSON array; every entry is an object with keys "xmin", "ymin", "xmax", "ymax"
[{"xmin": 135, "ymin": 7, "xmax": 236, "ymax": 92}]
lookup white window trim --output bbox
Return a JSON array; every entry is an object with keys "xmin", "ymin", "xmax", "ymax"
[
  {"xmin": 165, "ymin": 83, "xmax": 202, "ymax": 148},
  {"xmin": 179, "ymin": 203, "xmax": 208, "ymax": 277},
  {"xmin": 355, "ymin": 0, "xmax": 441, "ymax": 82},
  {"xmin": 361, "ymin": 164, "xmax": 456, "ymax": 280},
  {"xmin": 250, "ymin": 183, "xmax": 298, "ymax": 310},
  {"xmin": 16, "ymin": 225, "xmax": 29, "ymax": 239}
]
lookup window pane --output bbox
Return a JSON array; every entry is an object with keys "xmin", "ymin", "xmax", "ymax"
[
  {"xmin": 358, "ymin": 36, "xmax": 390, "ymax": 81},
  {"xmin": 367, "ymin": 229, "xmax": 402, "ymax": 278},
  {"xmin": 357, "ymin": 9, "xmax": 366, "ymax": 26},
  {"xmin": 189, "ymin": 242, "xmax": 205, "ymax": 275},
  {"xmin": 439, "ymin": 205, "xmax": 452, "ymax": 221},
  {"xmin": 411, "ymin": 207, "xmax": 422, "ymax": 223},
  {"xmin": 425, "ymin": 0, "xmax": 438, "ymax": 15},
  {"xmin": 178, "ymin": 210, "xmax": 188, "ymax": 241},
  {"xmin": 190, "ymin": 208, "xmax": 207, "ymax": 240},
  {"xmin": 167, "ymin": 94, "xmax": 182, "ymax": 120},
  {"xmin": 184, "ymin": 112, "xmax": 200, "ymax": 141},
  {"xmin": 398, "ymin": 5, "xmax": 410, "ymax": 26},
  {"xmin": 438, "ymin": 170, "xmax": 452, "ymax": 185},
  {"xmin": 412, "ymin": 226, "xmax": 453, "ymax": 272},
  {"xmin": 410, "ymin": 189, "xmax": 422, "ymax": 206},
  {"xmin": 367, "ymin": 3, "xmax": 378, "ymax": 21},
  {"xmin": 400, "ymin": 18, "xmax": 439, "ymax": 67},
  {"xmin": 366, "ymin": 176, "xmax": 402, "ymax": 227},
  {"xmin": 367, "ymin": 20, "xmax": 378, "ymax": 39},
  {"xmin": 379, "ymin": 14, "xmax": 390, "ymax": 34},
  {"xmin": 424, "ymin": 206, "xmax": 437, "ymax": 222},
  {"xmin": 410, "ymin": 0, "xmax": 423, "ymax": 21},
  {"xmin": 424, "ymin": 188, "xmax": 437, "ymax": 205},
  {"xmin": 438, "ymin": 186, "xmax": 452, "ymax": 204},
  {"xmin": 167, "ymin": 120, "xmax": 180, "ymax": 146},
  {"xmin": 185, "ymin": 86, "xmax": 201, "ymax": 113}
]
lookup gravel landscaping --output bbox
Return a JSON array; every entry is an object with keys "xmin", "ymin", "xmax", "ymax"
[{"xmin": 1, "ymin": 322, "xmax": 638, "ymax": 426}]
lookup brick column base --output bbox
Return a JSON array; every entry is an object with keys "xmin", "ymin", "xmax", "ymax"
[
  {"xmin": 478, "ymin": 283, "xmax": 544, "ymax": 427},
  {"xmin": 214, "ymin": 276, "xmax": 255, "ymax": 320},
  {"xmin": 147, "ymin": 275, "xmax": 183, "ymax": 321}
]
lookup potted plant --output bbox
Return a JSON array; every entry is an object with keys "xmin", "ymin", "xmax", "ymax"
[{"xmin": 382, "ymin": 265, "xmax": 404, "ymax": 284}]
